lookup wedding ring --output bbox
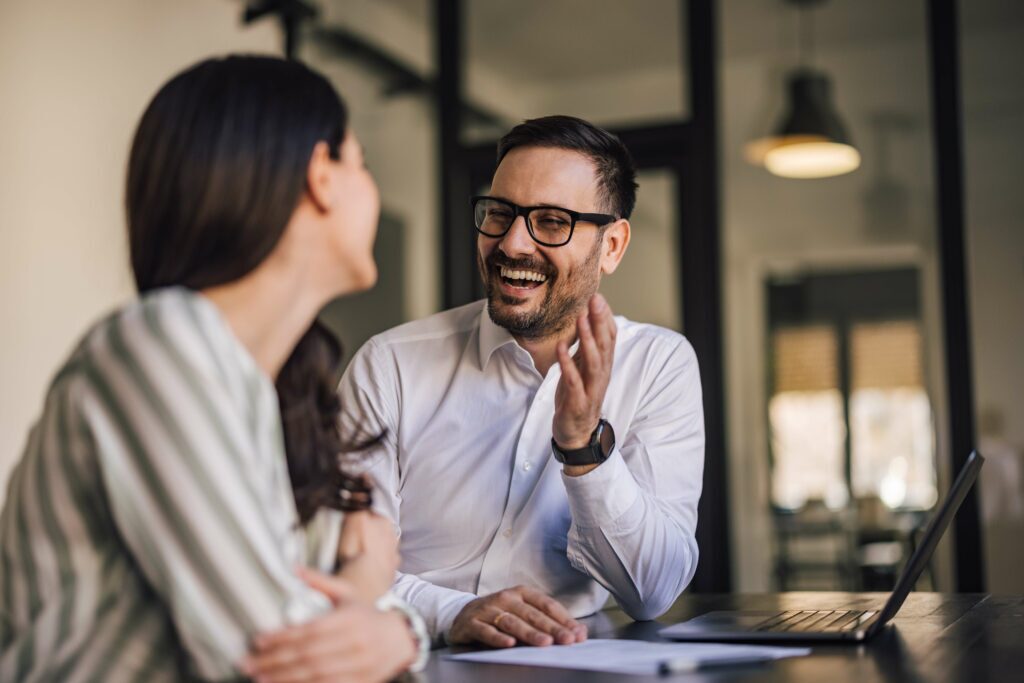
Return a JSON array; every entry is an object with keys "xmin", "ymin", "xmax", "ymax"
[{"xmin": 493, "ymin": 612, "xmax": 510, "ymax": 630}]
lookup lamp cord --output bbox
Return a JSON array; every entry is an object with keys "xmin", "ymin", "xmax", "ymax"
[{"xmin": 798, "ymin": 3, "xmax": 816, "ymax": 70}]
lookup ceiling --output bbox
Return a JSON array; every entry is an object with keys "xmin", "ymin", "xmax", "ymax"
[
  {"xmin": 375, "ymin": 0, "xmax": 1024, "ymax": 74},
  {"xmin": 379, "ymin": 0, "xmax": 684, "ymax": 81}
]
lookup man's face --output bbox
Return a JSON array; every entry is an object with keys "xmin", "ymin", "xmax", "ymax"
[{"xmin": 477, "ymin": 146, "xmax": 607, "ymax": 340}]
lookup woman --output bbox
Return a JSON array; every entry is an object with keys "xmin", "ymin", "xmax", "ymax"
[{"xmin": 0, "ymin": 55, "xmax": 426, "ymax": 681}]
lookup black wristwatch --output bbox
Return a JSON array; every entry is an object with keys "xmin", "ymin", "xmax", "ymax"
[{"xmin": 551, "ymin": 419, "xmax": 616, "ymax": 466}]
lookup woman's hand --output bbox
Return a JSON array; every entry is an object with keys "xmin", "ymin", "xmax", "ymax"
[
  {"xmin": 336, "ymin": 511, "xmax": 400, "ymax": 602},
  {"xmin": 241, "ymin": 568, "xmax": 416, "ymax": 683}
]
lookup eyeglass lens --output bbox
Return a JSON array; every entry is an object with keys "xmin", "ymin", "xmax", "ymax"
[{"xmin": 474, "ymin": 198, "xmax": 573, "ymax": 246}]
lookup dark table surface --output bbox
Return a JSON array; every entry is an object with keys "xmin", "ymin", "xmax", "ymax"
[{"xmin": 421, "ymin": 592, "xmax": 1024, "ymax": 682}]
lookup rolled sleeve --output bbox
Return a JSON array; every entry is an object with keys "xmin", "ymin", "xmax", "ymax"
[{"xmin": 560, "ymin": 447, "xmax": 640, "ymax": 529}]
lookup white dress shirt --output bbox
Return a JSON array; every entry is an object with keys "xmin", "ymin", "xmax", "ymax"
[{"xmin": 339, "ymin": 299, "xmax": 704, "ymax": 640}]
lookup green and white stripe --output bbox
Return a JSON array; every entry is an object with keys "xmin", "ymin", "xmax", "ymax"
[{"xmin": 0, "ymin": 288, "xmax": 334, "ymax": 681}]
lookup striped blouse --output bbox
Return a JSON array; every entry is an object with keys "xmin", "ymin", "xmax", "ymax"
[{"xmin": 0, "ymin": 287, "xmax": 344, "ymax": 681}]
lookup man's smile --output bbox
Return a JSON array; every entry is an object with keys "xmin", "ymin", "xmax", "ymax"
[{"xmin": 498, "ymin": 265, "xmax": 549, "ymax": 291}]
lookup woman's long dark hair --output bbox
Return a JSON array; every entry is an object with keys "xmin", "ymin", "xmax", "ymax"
[{"xmin": 127, "ymin": 55, "xmax": 368, "ymax": 524}]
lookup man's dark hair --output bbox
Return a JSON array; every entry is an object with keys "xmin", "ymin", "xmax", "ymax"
[{"xmin": 496, "ymin": 115, "xmax": 638, "ymax": 220}]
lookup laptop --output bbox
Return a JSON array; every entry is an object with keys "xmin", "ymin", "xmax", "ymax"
[{"xmin": 661, "ymin": 450, "xmax": 985, "ymax": 643}]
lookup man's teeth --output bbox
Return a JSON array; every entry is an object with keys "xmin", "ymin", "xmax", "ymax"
[{"xmin": 499, "ymin": 267, "xmax": 547, "ymax": 283}]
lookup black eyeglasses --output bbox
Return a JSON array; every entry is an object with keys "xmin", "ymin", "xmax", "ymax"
[{"xmin": 471, "ymin": 195, "xmax": 617, "ymax": 247}]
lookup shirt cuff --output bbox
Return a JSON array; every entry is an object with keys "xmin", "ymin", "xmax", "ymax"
[
  {"xmin": 392, "ymin": 573, "xmax": 478, "ymax": 643},
  {"xmin": 437, "ymin": 593, "xmax": 478, "ymax": 645},
  {"xmin": 560, "ymin": 446, "xmax": 640, "ymax": 529}
]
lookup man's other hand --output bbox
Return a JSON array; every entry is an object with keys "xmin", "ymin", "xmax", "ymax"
[{"xmin": 447, "ymin": 585, "xmax": 588, "ymax": 648}]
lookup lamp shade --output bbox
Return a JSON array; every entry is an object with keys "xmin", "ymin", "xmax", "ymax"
[{"xmin": 747, "ymin": 69, "xmax": 861, "ymax": 179}]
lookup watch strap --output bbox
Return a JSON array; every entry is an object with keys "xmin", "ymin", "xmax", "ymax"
[{"xmin": 551, "ymin": 419, "xmax": 614, "ymax": 466}]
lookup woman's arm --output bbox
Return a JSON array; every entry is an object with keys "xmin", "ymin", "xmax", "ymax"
[
  {"xmin": 242, "ymin": 565, "xmax": 429, "ymax": 683},
  {"xmin": 78, "ymin": 306, "xmax": 334, "ymax": 678}
]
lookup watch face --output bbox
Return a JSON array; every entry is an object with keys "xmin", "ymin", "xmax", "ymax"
[
  {"xmin": 552, "ymin": 421, "xmax": 615, "ymax": 465},
  {"xmin": 598, "ymin": 420, "xmax": 615, "ymax": 457}
]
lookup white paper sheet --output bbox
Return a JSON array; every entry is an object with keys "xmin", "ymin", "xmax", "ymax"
[{"xmin": 445, "ymin": 639, "xmax": 811, "ymax": 676}]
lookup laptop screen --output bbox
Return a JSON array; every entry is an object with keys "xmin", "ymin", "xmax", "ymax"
[{"xmin": 870, "ymin": 451, "xmax": 984, "ymax": 631}]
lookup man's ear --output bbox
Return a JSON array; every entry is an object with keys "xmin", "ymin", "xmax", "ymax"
[
  {"xmin": 305, "ymin": 141, "xmax": 334, "ymax": 213},
  {"xmin": 600, "ymin": 219, "xmax": 631, "ymax": 275}
]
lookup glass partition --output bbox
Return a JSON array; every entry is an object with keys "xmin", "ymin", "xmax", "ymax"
[
  {"xmin": 960, "ymin": 0, "xmax": 1024, "ymax": 594},
  {"xmin": 600, "ymin": 169, "xmax": 682, "ymax": 331},
  {"xmin": 304, "ymin": 0, "xmax": 441, "ymax": 362},
  {"xmin": 722, "ymin": 0, "xmax": 951, "ymax": 591}
]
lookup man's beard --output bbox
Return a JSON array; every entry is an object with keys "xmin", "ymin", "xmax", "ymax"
[{"xmin": 477, "ymin": 239, "xmax": 602, "ymax": 341}]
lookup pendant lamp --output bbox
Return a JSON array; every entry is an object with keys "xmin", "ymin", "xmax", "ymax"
[{"xmin": 746, "ymin": 0, "xmax": 861, "ymax": 179}]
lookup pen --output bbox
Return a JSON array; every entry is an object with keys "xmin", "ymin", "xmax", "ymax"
[{"xmin": 658, "ymin": 653, "xmax": 775, "ymax": 675}]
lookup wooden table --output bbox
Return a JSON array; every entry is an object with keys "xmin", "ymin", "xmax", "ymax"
[{"xmin": 421, "ymin": 593, "xmax": 1024, "ymax": 682}]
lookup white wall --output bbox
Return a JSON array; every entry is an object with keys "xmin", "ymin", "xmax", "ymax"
[
  {"xmin": 600, "ymin": 170, "xmax": 682, "ymax": 332},
  {"xmin": 0, "ymin": 0, "xmax": 278, "ymax": 498}
]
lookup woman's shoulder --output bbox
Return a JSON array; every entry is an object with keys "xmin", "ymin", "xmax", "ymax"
[{"xmin": 55, "ymin": 287, "xmax": 241, "ymax": 396}]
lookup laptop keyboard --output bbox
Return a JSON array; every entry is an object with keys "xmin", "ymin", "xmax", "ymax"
[{"xmin": 753, "ymin": 609, "xmax": 876, "ymax": 633}]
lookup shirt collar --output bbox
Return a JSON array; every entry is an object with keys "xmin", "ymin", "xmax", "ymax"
[
  {"xmin": 476, "ymin": 302, "xmax": 587, "ymax": 377},
  {"xmin": 477, "ymin": 303, "xmax": 518, "ymax": 370}
]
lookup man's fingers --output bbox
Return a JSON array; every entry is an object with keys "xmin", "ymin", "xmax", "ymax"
[
  {"xmin": 589, "ymin": 294, "xmax": 616, "ymax": 359},
  {"xmin": 452, "ymin": 591, "xmax": 583, "ymax": 649},
  {"xmin": 575, "ymin": 310, "xmax": 603, "ymax": 381},
  {"xmin": 520, "ymin": 588, "xmax": 586, "ymax": 641},
  {"xmin": 556, "ymin": 341, "xmax": 584, "ymax": 393},
  {"xmin": 470, "ymin": 619, "xmax": 517, "ymax": 648},
  {"xmin": 493, "ymin": 611, "xmax": 553, "ymax": 647},
  {"xmin": 519, "ymin": 587, "xmax": 575, "ymax": 627},
  {"xmin": 511, "ymin": 603, "xmax": 575, "ymax": 644}
]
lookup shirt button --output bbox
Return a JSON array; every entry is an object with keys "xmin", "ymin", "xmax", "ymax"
[
  {"xmin": 502, "ymin": 528, "xmax": 512, "ymax": 538},
  {"xmin": 522, "ymin": 461, "xmax": 532, "ymax": 471}
]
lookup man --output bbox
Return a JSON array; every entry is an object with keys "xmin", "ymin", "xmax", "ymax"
[{"xmin": 339, "ymin": 115, "xmax": 704, "ymax": 648}]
